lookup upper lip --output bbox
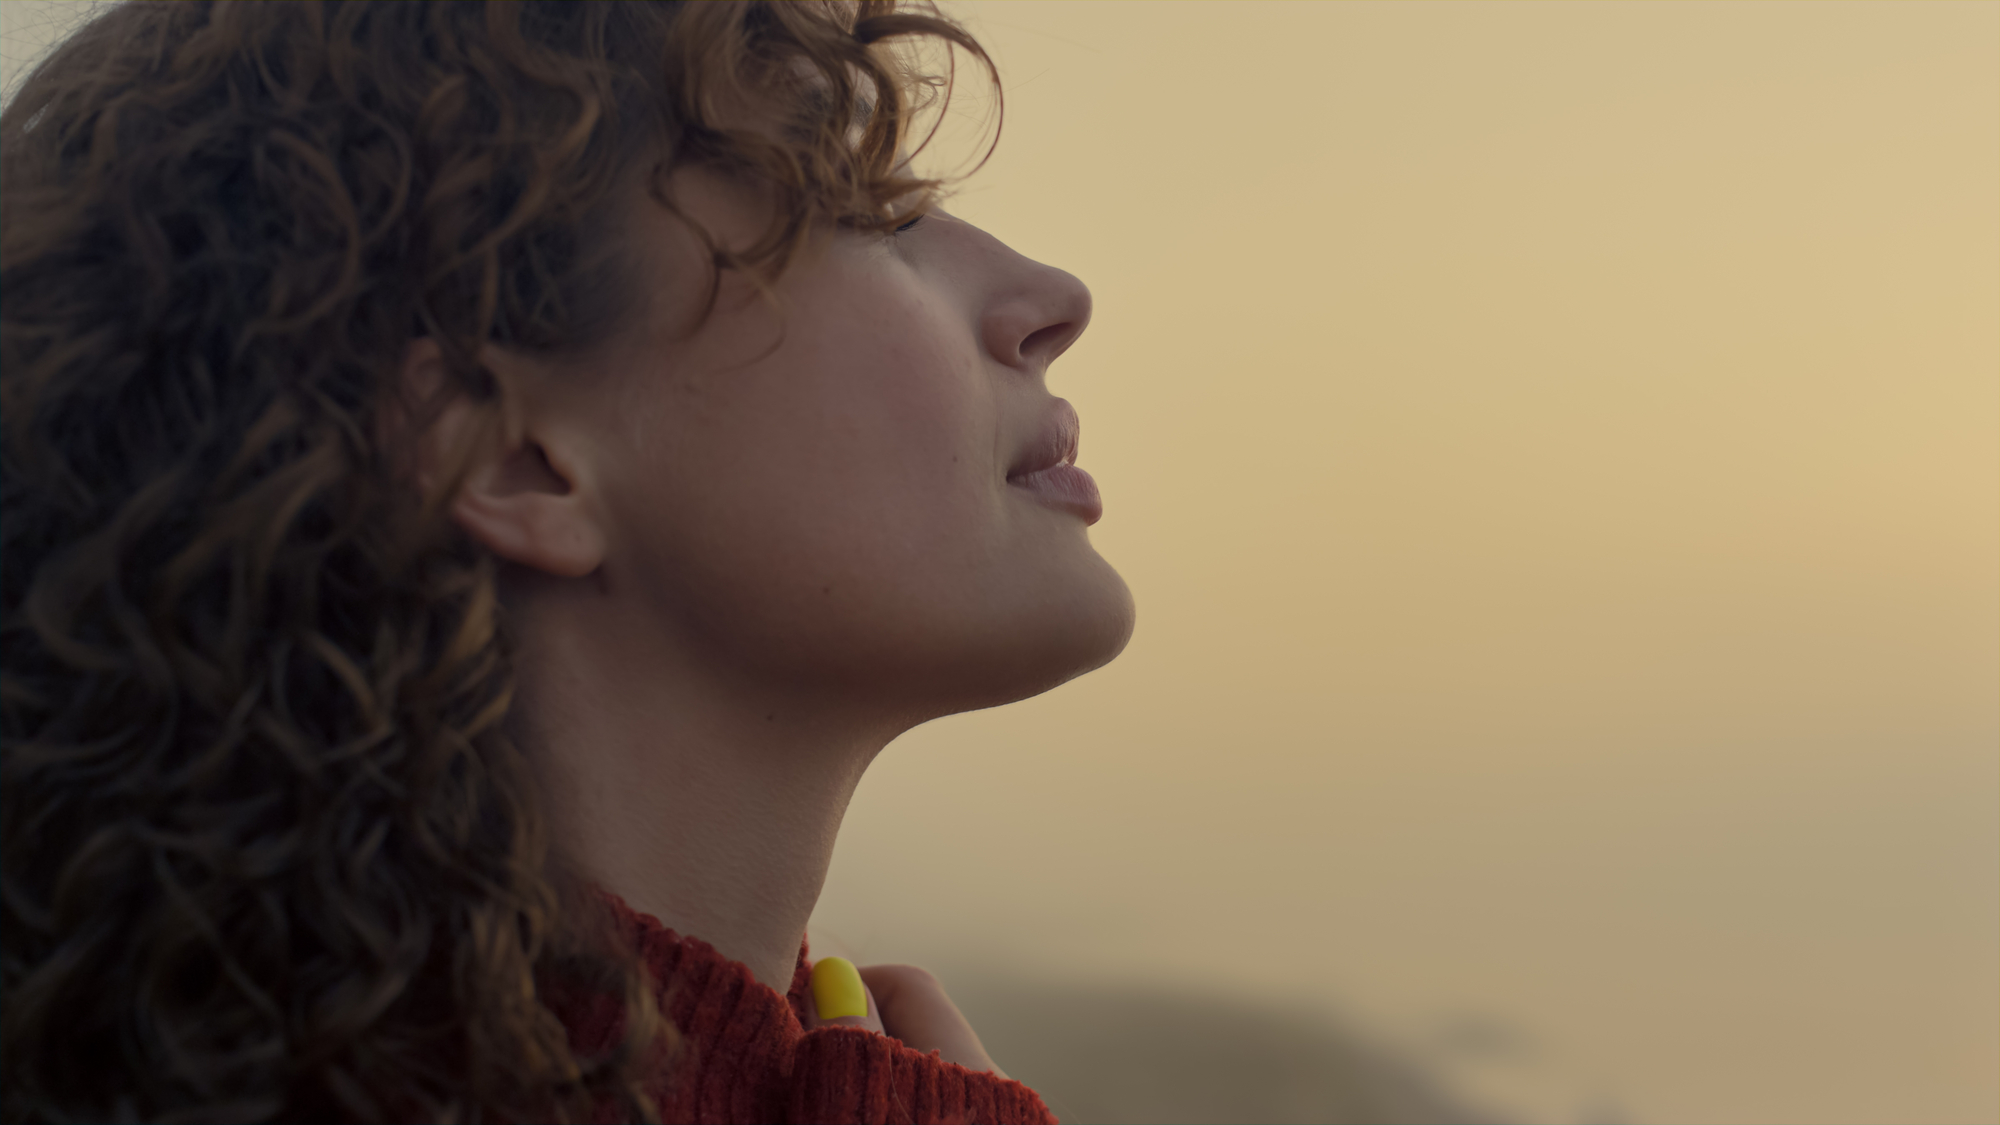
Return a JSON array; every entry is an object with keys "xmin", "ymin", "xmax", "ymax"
[{"xmin": 1007, "ymin": 399, "xmax": 1081, "ymax": 479}]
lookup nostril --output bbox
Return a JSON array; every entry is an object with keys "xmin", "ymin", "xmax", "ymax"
[{"xmin": 1019, "ymin": 321, "xmax": 1079, "ymax": 365}]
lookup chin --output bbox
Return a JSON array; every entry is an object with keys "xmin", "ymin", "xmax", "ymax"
[
  {"xmin": 921, "ymin": 560, "xmax": 1137, "ymax": 718},
  {"xmin": 717, "ymin": 548, "xmax": 1135, "ymax": 721},
  {"xmin": 1050, "ymin": 564, "xmax": 1138, "ymax": 683}
]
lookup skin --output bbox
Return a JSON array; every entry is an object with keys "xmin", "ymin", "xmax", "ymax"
[
  {"xmin": 822, "ymin": 963, "xmax": 1010, "ymax": 1079},
  {"xmin": 406, "ymin": 164, "xmax": 1133, "ymax": 1072}
]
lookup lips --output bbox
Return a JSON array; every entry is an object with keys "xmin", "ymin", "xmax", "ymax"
[{"xmin": 1006, "ymin": 398, "xmax": 1103, "ymax": 525}]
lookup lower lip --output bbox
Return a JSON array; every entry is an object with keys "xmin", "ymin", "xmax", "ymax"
[{"xmin": 1007, "ymin": 464, "xmax": 1103, "ymax": 525}]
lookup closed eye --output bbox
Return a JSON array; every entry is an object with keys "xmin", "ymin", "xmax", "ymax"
[{"xmin": 893, "ymin": 214, "xmax": 924, "ymax": 235}]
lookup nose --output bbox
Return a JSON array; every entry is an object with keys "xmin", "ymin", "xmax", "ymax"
[{"xmin": 981, "ymin": 255, "xmax": 1093, "ymax": 376}]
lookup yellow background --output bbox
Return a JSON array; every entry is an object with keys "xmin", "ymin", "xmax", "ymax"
[
  {"xmin": 5, "ymin": 3, "xmax": 1994, "ymax": 1122},
  {"xmin": 817, "ymin": 3, "xmax": 1999, "ymax": 1123}
]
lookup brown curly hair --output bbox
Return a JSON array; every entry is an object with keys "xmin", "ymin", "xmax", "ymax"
[{"xmin": 0, "ymin": 2, "xmax": 994, "ymax": 1121}]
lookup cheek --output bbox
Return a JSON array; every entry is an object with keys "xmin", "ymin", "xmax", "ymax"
[
  {"xmin": 757, "ymin": 319, "xmax": 998, "ymax": 565},
  {"xmin": 597, "ymin": 251, "xmax": 1132, "ymax": 705},
  {"xmin": 611, "ymin": 317, "xmax": 1010, "ymax": 677}
]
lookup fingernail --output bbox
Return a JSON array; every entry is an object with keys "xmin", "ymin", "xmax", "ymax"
[{"xmin": 810, "ymin": 956, "xmax": 867, "ymax": 1020}]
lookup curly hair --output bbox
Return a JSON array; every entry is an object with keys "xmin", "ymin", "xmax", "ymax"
[{"xmin": 0, "ymin": 2, "xmax": 994, "ymax": 1121}]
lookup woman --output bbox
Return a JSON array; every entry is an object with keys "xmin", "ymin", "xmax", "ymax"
[{"xmin": 0, "ymin": 2, "xmax": 1134, "ymax": 1121}]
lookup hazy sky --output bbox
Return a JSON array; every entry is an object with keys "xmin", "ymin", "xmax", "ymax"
[
  {"xmin": 5, "ymin": 3, "xmax": 1995, "ymax": 1123},
  {"xmin": 811, "ymin": 4, "xmax": 1999, "ymax": 1124}
]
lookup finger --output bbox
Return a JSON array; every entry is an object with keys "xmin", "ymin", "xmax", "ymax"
[
  {"xmin": 808, "ymin": 956, "xmax": 884, "ymax": 1034},
  {"xmin": 855, "ymin": 964, "xmax": 1005, "ymax": 1078}
]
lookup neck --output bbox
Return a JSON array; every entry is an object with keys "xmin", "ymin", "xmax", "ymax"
[{"xmin": 507, "ymin": 576, "xmax": 901, "ymax": 991}]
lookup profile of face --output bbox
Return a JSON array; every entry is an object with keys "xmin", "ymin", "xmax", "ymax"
[{"xmin": 454, "ymin": 166, "xmax": 1135, "ymax": 729}]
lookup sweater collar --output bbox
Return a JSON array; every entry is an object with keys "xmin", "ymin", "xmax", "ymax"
[
  {"xmin": 569, "ymin": 889, "xmax": 1058, "ymax": 1125},
  {"xmin": 584, "ymin": 889, "xmax": 811, "ymax": 1123}
]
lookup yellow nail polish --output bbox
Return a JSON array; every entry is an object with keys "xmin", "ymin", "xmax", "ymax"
[{"xmin": 810, "ymin": 956, "xmax": 868, "ymax": 1020}]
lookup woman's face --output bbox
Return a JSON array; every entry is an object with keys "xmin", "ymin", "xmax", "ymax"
[{"xmin": 549, "ymin": 167, "xmax": 1134, "ymax": 718}]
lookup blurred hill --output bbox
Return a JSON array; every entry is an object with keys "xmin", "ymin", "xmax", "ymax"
[{"xmin": 949, "ymin": 976, "xmax": 1510, "ymax": 1125}]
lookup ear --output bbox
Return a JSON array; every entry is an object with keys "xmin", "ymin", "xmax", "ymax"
[{"xmin": 400, "ymin": 339, "xmax": 607, "ymax": 579}]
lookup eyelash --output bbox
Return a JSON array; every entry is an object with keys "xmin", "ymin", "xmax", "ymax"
[{"xmin": 892, "ymin": 214, "xmax": 924, "ymax": 235}]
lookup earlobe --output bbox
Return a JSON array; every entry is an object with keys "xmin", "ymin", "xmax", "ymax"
[
  {"xmin": 397, "ymin": 338, "xmax": 607, "ymax": 579},
  {"xmin": 449, "ymin": 452, "xmax": 607, "ymax": 579},
  {"xmin": 446, "ymin": 413, "xmax": 608, "ymax": 579}
]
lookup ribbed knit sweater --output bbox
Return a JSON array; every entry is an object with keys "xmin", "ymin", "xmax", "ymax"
[{"xmin": 567, "ymin": 892, "xmax": 1059, "ymax": 1124}]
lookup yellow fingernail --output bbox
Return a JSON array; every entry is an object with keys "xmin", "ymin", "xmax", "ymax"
[{"xmin": 810, "ymin": 956, "xmax": 867, "ymax": 1020}]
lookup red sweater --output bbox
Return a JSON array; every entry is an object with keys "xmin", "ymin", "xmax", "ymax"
[{"xmin": 566, "ymin": 892, "xmax": 1059, "ymax": 1125}]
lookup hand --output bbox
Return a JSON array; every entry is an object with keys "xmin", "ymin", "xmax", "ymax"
[{"xmin": 807, "ymin": 957, "xmax": 1007, "ymax": 1080}]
